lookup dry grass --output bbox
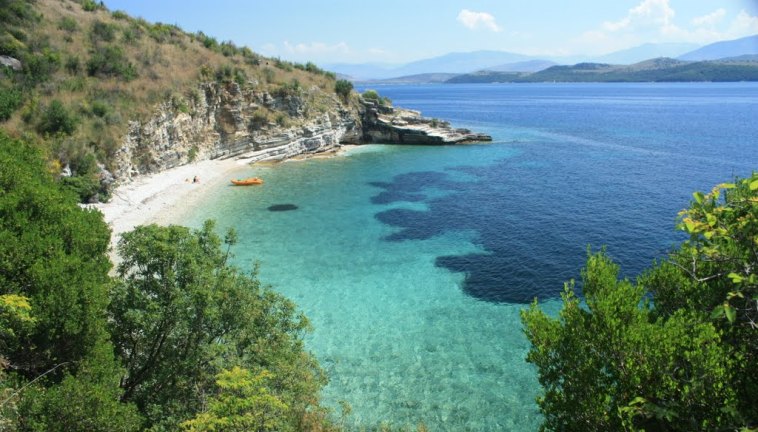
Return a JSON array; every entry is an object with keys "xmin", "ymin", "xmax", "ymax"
[{"xmin": 4, "ymin": 0, "xmax": 341, "ymax": 168}]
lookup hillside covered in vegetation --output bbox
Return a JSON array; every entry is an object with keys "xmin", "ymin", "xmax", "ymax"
[{"xmin": 0, "ymin": 0, "xmax": 358, "ymax": 202}]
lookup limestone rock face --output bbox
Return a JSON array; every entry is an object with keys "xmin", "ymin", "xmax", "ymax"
[
  {"xmin": 111, "ymin": 83, "xmax": 490, "ymax": 184},
  {"xmin": 360, "ymin": 99, "xmax": 492, "ymax": 145},
  {"xmin": 113, "ymin": 82, "xmax": 360, "ymax": 181}
]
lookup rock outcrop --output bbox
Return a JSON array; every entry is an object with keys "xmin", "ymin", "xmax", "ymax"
[
  {"xmin": 361, "ymin": 100, "xmax": 492, "ymax": 145},
  {"xmin": 111, "ymin": 82, "xmax": 490, "ymax": 184},
  {"xmin": 113, "ymin": 82, "xmax": 360, "ymax": 181}
]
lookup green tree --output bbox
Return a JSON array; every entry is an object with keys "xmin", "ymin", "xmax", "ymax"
[
  {"xmin": 522, "ymin": 173, "xmax": 758, "ymax": 430},
  {"xmin": 16, "ymin": 342, "xmax": 142, "ymax": 432},
  {"xmin": 181, "ymin": 367, "xmax": 288, "ymax": 432},
  {"xmin": 0, "ymin": 132, "xmax": 141, "ymax": 431},
  {"xmin": 643, "ymin": 173, "xmax": 758, "ymax": 421},
  {"xmin": 334, "ymin": 79, "xmax": 353, "ymax": 103},
  {"xmin": 109, "ymin": 221, "xmax": 328, "ymax": 429},
  {"xmin": 0, "ymin": 131, "xmax": 111, "ymax": 378}
]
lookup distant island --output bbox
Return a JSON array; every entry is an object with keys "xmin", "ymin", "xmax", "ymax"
[
  {"xmin": 341, "ymin": 34, "xmax": 758, "ymax": 84},
  {"xmin": 445, "ymin": 57, "xmax": 758, "ymax": 83}
]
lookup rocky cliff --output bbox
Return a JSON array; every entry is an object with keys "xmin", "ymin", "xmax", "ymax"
[
  {"xmin": 112, "ymin": 82, "xmax": 490, "ymax": 184},
  {"xmin": 361, "ymin": 100, "xmax": 492, "ymax": 145},
  {"xmin": 113, "ymin": 81, "xmax": 361, "ymax": 181}
]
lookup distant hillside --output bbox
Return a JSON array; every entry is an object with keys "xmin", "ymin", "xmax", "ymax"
[
  {"xmin": 486, "ymin": 59, "xmax": 556, "ymax": 73},
  {"xmin": 592, "ymin": 42, "xmax": 699, "ymax": 65},
  {"xmin": 678, "ymin": 34, "xmax": 758, "ymax": 61},
  {"xmin": 326, "ymin": 50, "xmax": 536, "ymax": 80},
  {"xmin": 357, "ymin": 73, "xmax": 459, "ymax": 84},
  {"xmin": 446, "ymin": 71, "xmax": 524, "ymax": 84},
  {"xmin": 446, "ymin": 57, "xmax": 758, "ymax": 83}
]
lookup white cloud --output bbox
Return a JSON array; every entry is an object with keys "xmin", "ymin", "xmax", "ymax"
[
  {"xmin": 692, "ymin": 8, "xmax": 726, "ymax": 27},
  {"xmin": 283, "ymin": 41, "xmax": 350, "ymax": 56},
  {"xmin": 728, "ymin": 9, "xmax": 758, "ymax": 36},
  {"xmin": 567, "ymin": 1, "xmax": 758, "ymax": 57},
  {"xmin": 457, "ymin": 9, "xmax": 502, "ymax": 32},
  {"xmin": 602, "ymin": 0, "xmax": 676, "ymax": 32}
]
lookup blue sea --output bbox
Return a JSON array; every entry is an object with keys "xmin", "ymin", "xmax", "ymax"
[{"xmin": 176, "ymin": 83, "xmax": 758, "ymax": 431}]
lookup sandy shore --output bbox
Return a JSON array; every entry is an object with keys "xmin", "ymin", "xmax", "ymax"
[
  {"xmin": 90, "ymin": 158, "xmax": 248, "ymax": 251},
  {"xmin": 91, "ymin": 145, "xmax": 361, "ymax": 259}
]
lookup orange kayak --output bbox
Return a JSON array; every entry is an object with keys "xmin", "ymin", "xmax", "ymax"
[{"xmin": 231, "ymin": 177, "xmax": 264, "ymax": 186}]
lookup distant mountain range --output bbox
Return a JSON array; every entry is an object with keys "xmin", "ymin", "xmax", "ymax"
[
  {"xmin": 326, "ymin": 34, "xmax": 758, "ymax": 83},
  {"xmin": 593, "ymin": 42, "xmax": 699, "ymax": 64},
  {"xmin": 679, "ymin": 35, "xmax": 758, "ymax": 61},
  {"xmin": 448, "ymin": 57, "xmax": 758, "ymax": 83}
]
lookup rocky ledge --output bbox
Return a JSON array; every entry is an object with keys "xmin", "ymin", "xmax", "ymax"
[{"xmin": 361, "ymin": 99, "xmax": 492, "ymax": 145}]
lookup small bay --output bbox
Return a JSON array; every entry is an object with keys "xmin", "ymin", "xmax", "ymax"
[{"xmin": 173, "ymin": 83, "xmax": 758, "ymax": 430}]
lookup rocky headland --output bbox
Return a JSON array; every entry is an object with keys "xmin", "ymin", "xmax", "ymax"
[
  {"xmin": 112, "ymin": 81, "xmax": 492, "ymax": 184},
  {"xmin": 361, "ymin": 99, "xmax": 492, "ymax": 145}
]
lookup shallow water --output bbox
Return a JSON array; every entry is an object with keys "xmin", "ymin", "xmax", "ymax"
[{"xmin": 175, "ymin": 83, "xmax": 758, "ymax": 430}]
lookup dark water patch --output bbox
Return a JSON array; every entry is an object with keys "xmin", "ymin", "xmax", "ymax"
[
  {"xmin": 268, "ymin": 204, "xmax": 298, "ymax": 211},
  {"xmin": 372, "ymin": 145, "xmax": 686, "ymax": 304},
  {"xmin": 371, "ymin": 191, "xmax": 426, "ymax": 205}
]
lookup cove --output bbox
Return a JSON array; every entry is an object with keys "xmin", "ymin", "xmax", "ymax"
[{"xmin": 171, "ymin": 83, "xmax": 758, "ymax": 430}]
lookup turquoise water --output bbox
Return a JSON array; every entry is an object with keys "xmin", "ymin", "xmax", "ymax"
[{"xmin": 176, "ymin": 83, "xmax": 758, "ymax": 430}]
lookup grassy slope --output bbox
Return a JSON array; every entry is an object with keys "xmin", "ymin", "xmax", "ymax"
[{"xmin": 0, "ymin": 0, "xmax": 342, "ymax": 199}]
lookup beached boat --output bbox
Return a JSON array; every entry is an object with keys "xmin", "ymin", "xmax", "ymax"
[{"xmin": 231, "ymin": 177, "xmax": 264, "ymax": 186}]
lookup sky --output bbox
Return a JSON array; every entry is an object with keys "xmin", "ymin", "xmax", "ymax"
[{"xmin": 102, "ymin": 0, "xmax": 758, "ymax": 65}]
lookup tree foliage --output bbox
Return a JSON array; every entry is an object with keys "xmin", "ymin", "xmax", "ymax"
[
  {"xmin": 522, "ymin": 173, "xmax": 758, "ymax": 431},
  {"xmin": 0, "ymin": 131, "xmax": 139, "ymax": 430},
  {"xmin": 0, "ymin": 131, "xmax": 111, "ymax": 378},
  {"xmin": 110, "ymin": 221, "xmax": 329, "ymax": 429},
  {"xmin": 334, "ymin": 79, "xmax": 353, "ymax": 103},
  {"xmin": 181, "ymin": 367, "xmax": 288, "ymax": 432}
]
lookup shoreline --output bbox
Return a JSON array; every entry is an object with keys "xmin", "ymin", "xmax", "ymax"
[
  {"xmin": 91, "ymin": 145, "xmax": 360, "ymax": 261},
  {"xmin": 90, "ymin": 157, "xmax": 248, "ymax": 260}
]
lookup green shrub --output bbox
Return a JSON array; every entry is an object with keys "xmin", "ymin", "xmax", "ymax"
[
  {"xmin": 219, "ymin": 41, "xmax": 238, "ymax": 57},
  {"xmin": 59, "ymin": 174, "xmax": 101, "ymax": 203},
  {"xmin": 87, "ymin": 45, "xmax": 137, "ymax": 80},
  {"xmin": 275, "ymin": 112, "xmax": 288, "ymax": 127},
  {"xmin": 0, "ymin": 33, "xmax": 26, "ymax": 57},
  {"xmin": 111, "ymin": 10, "xmax": 129, "ymax": 20},
  {"xmin": 362, "ymin": 89, "xmax": 380, "ymax": 101},
  {"xmin": 64, "ymin": 55, "xmax": 80, "ymax": 74},
  {"xmin": 248, "ymin": 109, "xmax": 269, "ymax": 131},
  {"xmin": 121, "ymin": 24, "xmax": 142, "ymax": 43},
  {"xmin": 57, "ymin": 16, "xmax": 78, "ymax": 33},
  {"xmin": 37, "ymin": 100, "xmax": 77, "ymax": 135},
  {"xmin": 81, "ymin": 0, "xmax": 100, "ymax": 12},
  {"xmin": 274, "ymin": 58, "xmax": 292, "ymax": 71},
  {"xmin": 22, "ymin": 50, "xmax": 61, "ymax": 86},
  {"xmin": 272, "ymin": 79, "xmax": 300, "ymax": 98},
  {"xmin": 262, "ymin": 67, "xmax": 275, "ymax": 83},
  {"xmin": 0, "ymin": 84, "xmax": 22, "ymax": 121},
  {"xmin": 90, "ymin": 20, "xmax": 117, "ymax": 43},
  {"xmin": 335, "ymin": 79, "xmax": 353, "ymax": 102},
  {"xmin": 91, "ymin": 100, "xmax": 108, "ymax": 118},
  {"xmin": 187, "ymin": 145, "xmax": 198, "ymax": 162},
  {"xmin": 197, "ymin": 32, "xmax": 218, "ymax": 50}
]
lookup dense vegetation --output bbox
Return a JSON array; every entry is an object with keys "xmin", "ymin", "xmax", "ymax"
[
  {"xmin": 0, "ymin": 0, "xmax": 347, "ymax": 203},
  {"xmin": 445, "ymin": 59, "xmax": 758, "ymax": 83},
  {"xmin": 522, "ymin": 174, "xmax": 758, "ymax": 430},
  {"xmin": 0, "ymin": 131, "xmax": 338, "ymax": 431}
]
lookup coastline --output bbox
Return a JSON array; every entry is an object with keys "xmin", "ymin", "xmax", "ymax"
[
  {"xmin": 91, "ymin": 145, "xmax": 361, "ymax": 262},
  {"xmin": 90, "ymin": 157, "xmax": 247, "ymax": 259}
]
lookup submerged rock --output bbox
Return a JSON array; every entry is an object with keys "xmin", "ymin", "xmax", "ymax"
[{"xmin": 268, "ymin": 204, "xmax": 298, "ymax": 212}]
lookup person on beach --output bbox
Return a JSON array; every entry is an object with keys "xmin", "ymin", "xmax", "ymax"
[{"xmin": 193, "ymin": 176, "xmax": 199, "ymax": 183}]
